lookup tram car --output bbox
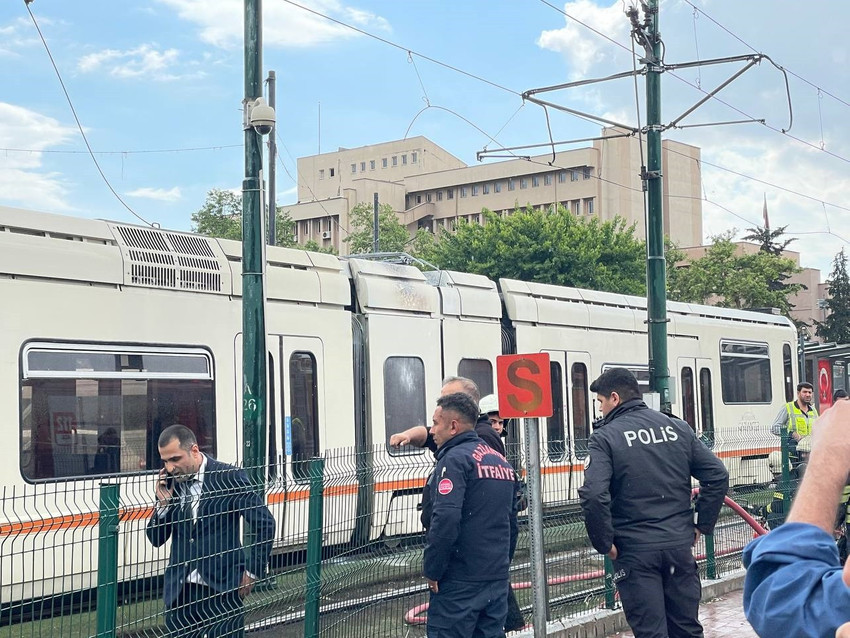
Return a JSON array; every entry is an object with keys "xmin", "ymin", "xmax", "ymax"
[{"xmin": 0, "ymin": 205, "xmax": 796, "ymax": 610}]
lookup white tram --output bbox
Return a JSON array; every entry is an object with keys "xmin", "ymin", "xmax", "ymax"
[{"xmin": 0, "ymin": 205, "xmax": 796, "ymax": 609}]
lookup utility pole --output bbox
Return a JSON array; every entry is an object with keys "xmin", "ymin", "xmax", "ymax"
[
  {"xmin": 242, "ymin": 0, "xmax": 267, "ymax": 491},
  {"xmin": 267, "ymin": 70, "xmax": 276, "ymax": 246},
  {"xmin": 641, "ymin": 0, "xmax": 671, "ymax": 412}
]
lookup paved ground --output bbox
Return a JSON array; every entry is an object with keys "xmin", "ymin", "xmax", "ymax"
[{"xmin": 607, "ymin": 588, "xmax": 757, "ymax": 637}]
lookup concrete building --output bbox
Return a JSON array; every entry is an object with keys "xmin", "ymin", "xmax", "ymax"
[{"xmin": 283, "ymin": 129, "xmax": 703, "ymax": 255}]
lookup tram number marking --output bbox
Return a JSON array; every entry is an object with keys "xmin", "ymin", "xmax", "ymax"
[{"xmin": 496, "ymin": 353, "xmax": 554, "ymax": 419}]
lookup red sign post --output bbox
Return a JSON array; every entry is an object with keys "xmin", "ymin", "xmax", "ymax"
[{"xmin": 496, "ymin": 353, "xmax": 553, "ymax": 418}]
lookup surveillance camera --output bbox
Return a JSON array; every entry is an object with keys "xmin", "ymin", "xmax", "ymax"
[{"xmin": 249, "ymin": 97, "xmax": 275, "ymax": 135}]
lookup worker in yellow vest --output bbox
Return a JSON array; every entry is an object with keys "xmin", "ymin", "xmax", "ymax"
[{"xmin": 770, "ymin": 382, "xmax": 817, "ymax": 465}]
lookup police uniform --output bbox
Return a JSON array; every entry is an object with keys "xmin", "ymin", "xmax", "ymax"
[
  {"xmin": 424, "ymin": 430, "xmax": 518, "ymax": 638},
  {"xmin": 579, "ymin": 399, "xmax": 729, "ymax": 638}
]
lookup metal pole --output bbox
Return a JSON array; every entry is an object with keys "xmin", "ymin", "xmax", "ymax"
[
  {"xmin": 372, "ymin": 192, "xmax": 379, "ymax": 253},
  {"xmin": 305, "ymin": 458, "xmax": 325, "ymax": 638},
  {"xmin": 705, "ymin": 533, "xmax": 717, "ymax": 579},
  {"xmin": 524, "ymin": 418, "xmax": 548, "ymax": 636},
  {"xmin": 603, "ymin": 555, "xmax": 616, "ymax": 609},
  {"xmin": 267, "ymin": 70, "xmax": 276, "ymax": 245},
  {"xmin": 799, "ymin": 331, "xmax": 807, "ymax": 383},
  {"xmin": 644, "ymin": 0, "xmax": 671, "ymax": 412},
  {"xmin": 242, "ymin": 0, "xmax": 267, "ymax": 493},
  {"xmin": 95, "ymin": 483, "xmax": 120, "ymax": 638}
]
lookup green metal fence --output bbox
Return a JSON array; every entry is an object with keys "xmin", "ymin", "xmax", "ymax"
[{"xmin": 0, "ymin": 439, "xmax": 800, "ymax": 638}]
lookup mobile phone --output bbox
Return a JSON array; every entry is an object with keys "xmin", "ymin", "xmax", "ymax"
[{"xmin": 161, "ymin": 471, "xmax": 175, "ymax": 492}]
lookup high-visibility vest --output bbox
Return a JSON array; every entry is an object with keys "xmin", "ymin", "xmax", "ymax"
[{"xmin": 785, "ymin": 402, "xmax": 817, "ymax": 436}]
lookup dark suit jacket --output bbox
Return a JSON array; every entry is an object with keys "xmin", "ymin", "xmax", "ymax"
[{"xmin": 146, "ymin": 456, "xmax": 276, "ymax": 607}]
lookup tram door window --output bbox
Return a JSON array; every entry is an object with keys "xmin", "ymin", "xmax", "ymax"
[
  {"xmin": 289, "ymin": 352, "xmax": 319, "ymax": 482},
  {"xmin": 783, "ymin": 343, "xmax": 794, "ymax": 402},
  {"xmin": 720, "ymin": 340, "xmax": 772, "ymax": 404},
  {"xmin": 20, "ymin": 345, "xmax": 215, "ymax": 481},
  {"xmin": 457, "ymin": 358, "xmax": 493, "ymax": 397},
  {"xmin": 681, "ymin": 367, "xmax": 697, "ymax": 432},
  {"xmin": 571, "ymin": 362, "xmax": 591, "ymax": 459},
  {"xmin": 699, "ymin": 368, "xmax": 715, "ymax": 447},
  {"xmin": 546, "ymin": 361, "xmax": 566, "ymax": 462},
  {"xmin": 384, "ymin": 357, "xmax": 427, "ymax": 455}
]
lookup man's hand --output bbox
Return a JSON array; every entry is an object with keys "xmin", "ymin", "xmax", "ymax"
[
  {"xmin": 607, "ymin": 545, "xmax": 618, "ymax": 560},
  {"xmin": 155, "ymin": 469, "xmax": 175, "ymax": 507},
  {"xmin": 791, "ymin": 431, "xmax": 802, "ymax": 442},
  {"xmin": 389, "ymin": 426, "xmax": 428, "ymax": 448},
  {"xmin": 389, "ymin": 432, "xmax": 411, "ymax": 447},
  {"xmin": 427, "ymin": 578, "xmax": 439, "ymax": 594},
  {"xmin": 693, "ymin": 529, "xmax": 702, "ymax": 546},
  {"xmin": 239, "ymin": 572, "xmax": 256, "ymax": 599}
]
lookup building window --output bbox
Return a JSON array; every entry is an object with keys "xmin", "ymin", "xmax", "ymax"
[
  {"xmin": 494, "ymin": 182, "xmax": 502, "ymax": 193},
  {"xmin": 559, "ymin": 171, "xmax": 567, "ymax": 183},
  {"xmin": 437, "ymin": 191, "xmax": 443, "ymax": 201},
  {"xmin": 720, "ymin": 340, "xmax": 772, "ymax": 404},
  {"xmin": 351, "ymin": 163, "xmax": 356, "ymax": 174},
  {"xmin": 329, "ymin": 168, "xmax": 335, "ymax": 177},
  {"xmin": 544, "ymin": 174, "xmax": 553, "ymax": 186},
  {"xmin": 412, "ymin": 152, "xmax": 418, "ymax": 163},
  {"xmin": 483, "ymin": 183, "xmax": 490, "ymax": 195},
  {"xmin": 20, "ymin": 345, "xmax": 215, "ymax": 480},
  {"xmin": 416, "ymin": 195, "xmax": 422, "ymax": 204},
  {"xmin": 520, "ymin": 178, "xmax": 528, "ymax": 189},
  {"xmin": 473, "ymin": 214, "xmax": 481, "ymax": 225},
  {"xmin": 508, "ymin": 178, "xmax": 515, "ymax": 191},
  {"xmin": 392, "ymin": 156, "xmax": 398, "ymax": 167},
  {"xmin": 319, "ymin": 169, "xmax": 324, "ymax": 180},
  {"xmin": 583, "ymin": 166, "xmax": 592, "ymax": 179},
  {"xmin": 426, "ymin": 193, "xmax": 432, "ymax": 203},
  {"xmin": 447, "ymin": 189, "xmax": 454, "ymax": 200},
  {"xmin": 370, "ymin": 160, "xmax": 376, "ymax": 170},
  {"xmin": 460, "ymin": 186, "xmax": 468, "ymax": 198},
  {"xmin": 361, "ymin": 161, "xmax": 366, "ymax": 172},
  {"xmin": 571, "ymin": 169, "xmax": 579, "ymax": 181},
  {"xmin": 532, "ymin": 176, "xmax": 540, "ymax": 187},
  {"xmin": 571, "ymin": 200, "xmax": 581, "ymax": 215},
  {"xmin": 313, "ymin": 220, "xmax": 321, "ymax": 235},
  {"xmin": 472, "ymin": 185, "xmax": 479, "ymax": 196},
  {"xmin": 402, "ymin": 154, "xmax": 407, "ymax": 165},
  {"xmin": 584, "ymin": 198, "xmax": 594, "ymax": 215},
  {"xmin": 382, "ymin": 158, "xmax": 388, "ymax": 168}
]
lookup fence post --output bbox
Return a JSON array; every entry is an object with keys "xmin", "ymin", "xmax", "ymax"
[
  {"xmin": 304, "ymin": 458, "xmax": 325, "ymax": 638},
  {"xmin": 603, "ymin": 555, "xmax": 616, "ymax": 609},
  {"xmin": 524, "ymin": 418, "xmax": 549, "ymax": 637},
  {"xmin": 96, "ymin": 483, "xmax": 120, "ymax": 638},
  {"xmin": 779, "ymin": 431, "xmax": 791, "ymax": 526},
  {"xmin": 705, "ymin": 533, "xmax": 717, "ymax": 579}
]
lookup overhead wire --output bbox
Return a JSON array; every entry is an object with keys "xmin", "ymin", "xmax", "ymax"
[{"xmin": 25, "ymin": 2, "xmax": 155, "ymax": 227}]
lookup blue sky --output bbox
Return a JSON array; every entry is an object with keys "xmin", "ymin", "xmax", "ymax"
[{"xmin": 2, "ymin": 1, "xmax": 849, "ymax": 276}]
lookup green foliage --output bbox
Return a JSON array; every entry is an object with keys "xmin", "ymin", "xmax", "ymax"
[
  {"xmin": 668, "ymin": 231, "xmax": 803, "ymax": 315},
  {"xmin": 192, "ymin": 188, "xmax": 307, "ymax": 249},
  {"xmin": 422, "ymin": 206, "xmax": 647, "ymax": 294},
  {"xmin": 302, "ymin": 239, "xmax": 337, "ymax": 255},
  {"xmin": 344, "ymin": 202, "xmax": 411, "ymax": 254},
  {"xmin": 741, "ymin": 224, "xmax": 796, "ymax": 256},
  {"xmin": 815, "ymin": 248, "xmax": 850, "ymax": 343}
]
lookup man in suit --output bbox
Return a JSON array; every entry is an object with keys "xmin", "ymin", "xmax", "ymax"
[{"xmin": 147, "ymin": 424, "xmax": 275, "ymax": 637}]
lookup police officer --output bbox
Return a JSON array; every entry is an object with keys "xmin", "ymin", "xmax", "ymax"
[
  {"xmin": 424, "ymin": 392, "xmax": 518, "ymax": 638},
  {"xmin": 579, "ymin": 368, "xmax": 729, "ymax": 638}
]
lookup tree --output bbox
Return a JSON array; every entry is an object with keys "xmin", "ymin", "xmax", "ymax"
[
  {"xmin": 343, "ymin": 202, "xmax": 411, "ymax": 254},
  {"xmin": 668, "ymin": 231, "xmax": 803, "ymax": 315},
  {"xmin": 741, "ymin": 224, "xmax": 795, "ymax": 256},
  {"xmin": 815, "ymin": 249, "xmax": 850, "ymax": 343},
  {"xmin": 421, "ymin": 206, "xmax": 647, "ymax": 294},
  {"xmin": 191, "ymin": 188, "xmax": 301, "ymax": 248}
]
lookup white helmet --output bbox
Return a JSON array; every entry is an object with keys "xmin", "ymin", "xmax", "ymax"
[
  {"xmin": 479, "ymin": 393, "xmax": 499, "ymax": 415},
  {"xmin": 767, "ymin": 451, "xmax": 783, "ymax": 474}
]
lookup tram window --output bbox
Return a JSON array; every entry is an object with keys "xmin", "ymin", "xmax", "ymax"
[
  {"xmin": 20, "ymin": 345, "xmax": 215, "ymax": 482},
  {"xmin": 384, "ymin": 357, "xmax": 427, "ymax": 455},
  {"xmin": 572, "ymin": 363, "xmax": 590, "ymax": 459},
  {"xmin": 783, "ymin": 344, "xmax": 794, "ymax": 402},
  {"xmin": 458, "ymin": 359, "xmax": 493, "ymax": 397},
  {"xmin": 680, "ymin": 367, "xmax": 696, "ymax": 431},
  {"xmin": 547, "ymin": 362, "xmax": 566, "ymax": 462},
  {"xmin": 268, "ymin": 353, "xmax": 278, "ymax": 479},
  {"xmin": 290, "ymin": 352, "xmax": 319, "ymax": 483},
  {"xmin": 699, "ymin": 368, "xmax": 715, "ymax": 447},
  {"xmin": 720, "ymin": 340, "xmax": 772, "ymax": 404}
]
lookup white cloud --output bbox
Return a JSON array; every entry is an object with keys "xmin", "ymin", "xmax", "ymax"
[
  {"xmin": 155, "ymin": 0, "xmax": 390, "ymax": 49},
  {"xmin": 0, "ymin": 102, "xmax": 77, "ymax": 210},
  {"xmin": 537, "ymin": 0, "xmax": 630, "ymax": 79},
  {"xmin": 77, "ymin": 44, "xmax": 194, "ymax": 81},
  {"xmin": 0, "ymin": 17, "xmax": 41, "ymax": 57},
  {"xmin": 125, "ymin": 186, "xmax": 182, "ymax": 202}
]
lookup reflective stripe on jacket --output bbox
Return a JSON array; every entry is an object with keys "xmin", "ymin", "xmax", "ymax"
[{"xmin": 784, "ymin": 402, "xmax": 817, "ymax": 436}]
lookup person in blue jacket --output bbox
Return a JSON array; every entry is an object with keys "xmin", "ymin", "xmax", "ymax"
[
  {"xmin": 423, "ymin": 392, "xmax": 518, "ymax": 638},
  {"xmin": 743, "ymin": 399, "xmax": 850, "ymax": 638}
]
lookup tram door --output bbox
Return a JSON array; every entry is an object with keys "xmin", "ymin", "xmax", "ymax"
[{"xmin": 676, "ymin": 357, "xmax": 715, "ymax": 446}]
